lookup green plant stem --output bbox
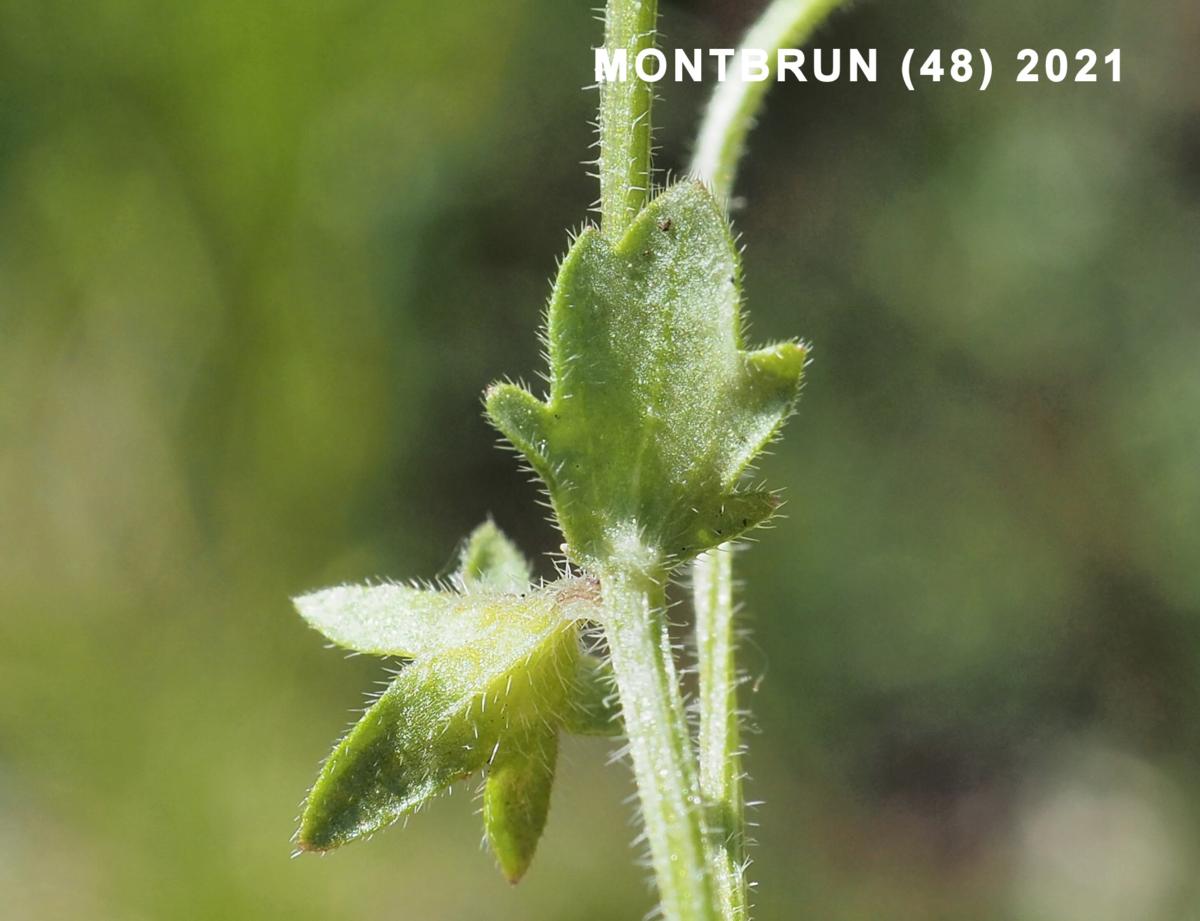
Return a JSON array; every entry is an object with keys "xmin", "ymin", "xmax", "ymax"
[
  {"xmin": 595, "ymin": 3, "xmax": 722, "ymax": 918},
  {"xmin": 691, "ymin": 0, "xmax": 846, "ymax": 200},
  {"xmin": 599, "ymin": 0, "xmax": 658, "ymax": 236},
  {"xmin": 693, "ymin": 547, "xmax": 746, "ymax": 920},
  {"xmin": 603, "ymin": 566, "xmax": 719, "ymax": 921},
  {"xmin": 690, "ymin": 4, "xmax": 849, "ymax": 918}
]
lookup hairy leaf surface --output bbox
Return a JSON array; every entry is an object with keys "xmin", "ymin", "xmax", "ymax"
[
  {"xmin": 457, "ymin": 519, "xmax": 532, "ymax": 593},
  {"xmin": 483, "ymin": 726, "xmax": 559, "ymax": 883},
  {"xmin": 295, "ymin": 522, "xmax": 615, "ymax": 877},
  {"xmin": 298, "ymin": 584, "xmax": 582, "ymax": 852},
  {"xmin": 562, "ymin": 650, "xmax": 621, "ymax": 736},
  {"xmin": 295, "ymin": 584, "xmax": 494, "ymax": 658},
  {"xmin": 486, "ymin": 181, "xmax": 805, "ymax": 569}
]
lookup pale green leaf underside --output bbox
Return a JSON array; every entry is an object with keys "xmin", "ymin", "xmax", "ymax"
[
  {"xmin": 294, "ymin": 521, "xmax": 534, "ymax": 657},
  {"xmin": 294, "ymin": 583, "xmax": 499, "ymax": 658},
  {"xmin": 486, "ymin": 181, "xmax": 805, "ymax": 568}
]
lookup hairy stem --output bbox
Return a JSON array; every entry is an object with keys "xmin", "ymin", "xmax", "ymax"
[
  {"xmin": 693, "ymin": 547, "xmax": 746, "ymax": 920},
  {"xmin": 603, "ymin": 566, "xmax": 719, "ymax": 921},
  {"xmin": 690, "ymin": 4, "xmax": 850, "ymax": 918},
  {"xmin": 596, "ymin": 4, "xmax": 719, "ymax": 918},
  {"xmin": 691, "ymin": 0, "xmax": 846, "ymax": 200},
  {"xmin": 599, "ymin": 0, "xmax": 658, "ymax": 236}
]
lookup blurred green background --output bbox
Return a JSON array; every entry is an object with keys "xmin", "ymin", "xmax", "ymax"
[{"xmin": 2, "ymin": 1, "xmax": 1198, "ymax": 918}]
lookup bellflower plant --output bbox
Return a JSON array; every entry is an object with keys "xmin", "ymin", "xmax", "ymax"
[{"xmin": 291, "ymin": 3, "xmax": 849, "ymax": 919}]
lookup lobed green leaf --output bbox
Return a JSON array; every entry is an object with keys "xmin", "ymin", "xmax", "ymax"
[
  {"xmin": 486, "ymin": 181, "xmax": 805, "ymax": 570},
  {"xmin": 298, "ymin": 581, "xmax": 583, "ymax": 852},
  {"xmin": 296, "ymin": 522, "xmax": 617, "ymax": 877}
]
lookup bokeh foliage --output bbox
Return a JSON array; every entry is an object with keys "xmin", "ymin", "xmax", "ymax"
[{"xmin": 0, "ymin": 1, "xmax": 1197, "ymax": 919}]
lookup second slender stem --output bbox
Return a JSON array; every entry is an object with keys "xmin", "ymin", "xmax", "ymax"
[
  {"xmin": 694, "ymin": 547, "xmax": 747, "ymax": 920},
  {"xmin": 691, "ymin": 0, "xmax": 846, "ymax": 201},
  {"xmin": 689, "ymin": 5, "xmax": 851, "ymax": 918}
]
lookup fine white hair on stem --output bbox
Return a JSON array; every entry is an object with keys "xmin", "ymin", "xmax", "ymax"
[{"xmin": 689, "ymin": 4, "xmax": 850, "ymax": 919}]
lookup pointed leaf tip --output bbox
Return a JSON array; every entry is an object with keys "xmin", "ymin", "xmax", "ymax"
[
  {"xmin": 485, "ymin": 383, "xmax": 553, "ymax": 469},
  {"xmin": 293, "ymin": 583, "xmax": 469, "ymax": 658},
  {"xmin": 746, "ymin": 340, "xmax": 808, "ymax": 386},
  {"xmin": 484, "ymin": 729, "xmax": 558, "ymax": 883},
  {"xmin": 297, "ymin": 644, "xmax": 507, "ymax": 851},
  {"xmin": 458, "ymin": 520, "xmax": 532, "ymax": 593}
]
